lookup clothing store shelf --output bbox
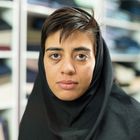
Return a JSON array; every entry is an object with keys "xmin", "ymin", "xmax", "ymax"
[
  {"xmin": 0, "ymin": 84, "xmax": 14, "ymax": 110},
  {"xmin": 110, "ymin": 53, "xmax": 140, "ymax": 62},
  {"xmin": 26, "ymin": 83, "xmax": 33, "ymax": 94},
  {"xmin": 27, "ymin": 4, "xmax": 56, "ymax": 16},
  {"xmin": 0, "ymin": 1, "xmax": 14, "ymax": 8},
  {"xmin": 0, "ymin": 102, "xmax": 14, "ymax": 110},
  {"xmin": 27, "ymin": 51, "xmax": 39, "ymax": 59},
  {"xmin": 0, "ymin": 0, "xmax": 19, "ymax": 139},
  {"xmin": 104, "ymin": 18, "xmax": 140, "ymax": 31},
  {"xmin": 0, "ymin": 51, "xmax": 12, "ymax": 58},
  {"xmin": 27, "ymin": 3, "xmax": 92, "ymax": 16}
]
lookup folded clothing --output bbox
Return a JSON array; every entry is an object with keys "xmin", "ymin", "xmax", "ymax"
[
  {"xmin": 0, "ymin": 60, "xmax": 11, "ymax": 75},
  {"xmin": 0, "ymin": 19, "xmax": 12, "ymax": 30},
  {"xmin": 114, "ymin": 36, "xmax": 140, "ymax": 54}
]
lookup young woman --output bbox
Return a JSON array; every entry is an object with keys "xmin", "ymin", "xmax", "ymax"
[{"xmin": 18, "ymin": 7, "xmax": 140, "ymax": 140}]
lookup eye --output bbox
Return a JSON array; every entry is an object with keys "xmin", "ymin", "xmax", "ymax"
[
  {"xmin": 75, "ymin": 54, "xmax": 88, "ymax": 61},
  {"xmin": 49, "ymin": 53, "xmax": 61, "ymax": 60}
]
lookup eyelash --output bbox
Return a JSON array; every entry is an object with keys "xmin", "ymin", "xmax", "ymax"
[
  {"xmin": 75, "ymin": 54, "xmax": 88, "ymax": 61},
  {"xmin": 49, "ymin": 53, "xmax": 61, "ymax": 60},
  {"xmin": 48, "ymin": 53, "xmax": 88, "ymax": 61}
]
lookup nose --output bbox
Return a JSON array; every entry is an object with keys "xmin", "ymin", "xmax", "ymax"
[{"xmin": 60, "ymin": 58, "xmax": 76, "ymax": 75}]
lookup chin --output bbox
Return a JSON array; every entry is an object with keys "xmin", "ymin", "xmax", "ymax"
[{"xmin": 55, "ymin": 93, "xmax": 80, "ymax": 101}]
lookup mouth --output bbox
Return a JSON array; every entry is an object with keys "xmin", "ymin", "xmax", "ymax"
[{"xmin": 56, "ymin": 80, "xmax": 78, "ymax": 90}]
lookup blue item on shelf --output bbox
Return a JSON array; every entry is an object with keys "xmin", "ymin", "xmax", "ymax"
[
  {"xmin": 120, "ymin": 0, "xmax": 140, "ymax": 21},
  {"xmin": 0, "ymin": 19, "xmax": 12, "ymax": 30},
  {"xmin": 28, "ymin": 0, "xmax": 79, "ymax": 8},
  {"xmin": 27, "ymin": 68, "xmax": 38, "ymax": 83},
  {"xmin": 27, "ymin": 0, "xmax": 93, "ymax": 11},
  {"xmin": 114, "ymin": 36, "xmax": 140, "ymax": 54},
  {"xmin": 50, "ymin": 0, "xmax": 78, "ymax": 7},
  {"xmin": 0, "ymin": 118, "xmax": 9, "ymax": 140},
  {"xmin": 27, "ymin": 44, "xmax": 40, "ymax": 52},
  {"xmin": 28, "ymin": 0, "xmax": 50, "ymax": 6},
  {"xmin": 107, "ymin": 10, "xmax": 130, "ymax": 21},
  {"xmin": 0, "ymin": 60, "xmax": 11, "ymax": 75},
  {"xmin": 32, "ymin": 17, "xmax": 46, "ymax": 29}
]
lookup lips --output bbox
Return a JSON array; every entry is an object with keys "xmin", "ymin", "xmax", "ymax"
[{"xmin": 56, "ymin": 80, "xmax": 78, "ymax": 90}]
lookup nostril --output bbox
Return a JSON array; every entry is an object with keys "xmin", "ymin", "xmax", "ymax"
[
  {"xmin": 62, "ymin": 69, "xmax": 75, "ymax": 75},
  {"xmin": 60, "ymin": 62, "xmax": 76, "ymax": 75}
]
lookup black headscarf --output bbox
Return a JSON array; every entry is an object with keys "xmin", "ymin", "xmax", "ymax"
[{"xmin": 18, "ymin": 8, "xmax": 140, "ymax": 140}]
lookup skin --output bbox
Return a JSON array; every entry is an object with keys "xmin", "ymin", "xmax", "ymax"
[{"xmin": 44, "ymin": 30, "xmax": 96, "ymax": 101}]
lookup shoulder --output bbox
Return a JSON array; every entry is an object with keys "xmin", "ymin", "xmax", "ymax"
[
  {"xmin": 106, "ymin": 84, "xmax": 140, "ymax": 139},
  {"xmin": 97, "ymin": 84, "xmax": 140, "ymax": 140},
  {"xmin": 109, "ymin": 83, "xmax": 140, "ymax": 116}
]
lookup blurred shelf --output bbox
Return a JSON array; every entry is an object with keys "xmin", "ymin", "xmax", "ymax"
[
  {"xmin": 104, "ymin": 18, "xmax": 140, "ymax": 31},
  {"xmin": 27, "ymin": 3, "xmax": 92, "ymax": 16},
  {"xmin": 19, "ymin": 82, "xmax": 34, "ymax": 117},
  {"xmin": 0, "ymin": 102, "xmax": 14, "ymax": 110},
  {"xmin": 27, "ymin": 3, "xmax": 56, "ymax": 16},
  {"xmin": 27, "ymin": 51, "xmax": 39, "ymax": 59},
  {"xmin": 0, "ymin": 1, "xmax": 14, "ymax": 8},
  {"xmin": 0, "ymin": 51, "xmax": 12, "ymax": 58},
  {"xmin": 26, "ymin": 82, "xmax": 33, "ymax": 94},
  {"xmin": 110, "ymin": 53, "xmax": 140, "ymax": 62},
  {"xmin": 0, "ymin": 83, "xmax": 14, "ymax": 110}
]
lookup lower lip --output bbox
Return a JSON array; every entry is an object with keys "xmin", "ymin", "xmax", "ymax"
[{"xmin": 57, "ymin": 83, "xmax": 78, "ymax": 90}]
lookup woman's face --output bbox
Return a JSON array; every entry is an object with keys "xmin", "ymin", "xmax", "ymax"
[{"xmin": 44, "ymin": 30, "xmax": 96, "ymax": 101}]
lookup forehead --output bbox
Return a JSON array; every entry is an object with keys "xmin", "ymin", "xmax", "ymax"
[{"xmin": 45, "ymin": 30, "xmax": 95, "ymax": 47}]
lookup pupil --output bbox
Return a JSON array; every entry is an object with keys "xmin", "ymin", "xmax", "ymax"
[{"xmin": 54, "ymin": 54, "xmax": 58, "ymax": 57}]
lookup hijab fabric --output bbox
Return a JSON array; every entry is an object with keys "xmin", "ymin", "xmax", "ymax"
[{"xmin": 18, "ymin": 19, "xmax": 140, "ymax": 140}]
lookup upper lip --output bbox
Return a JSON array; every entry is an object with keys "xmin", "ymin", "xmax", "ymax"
[{"xmin": 56, "ymin": 80, "xmax": 78, "ymax": 84}]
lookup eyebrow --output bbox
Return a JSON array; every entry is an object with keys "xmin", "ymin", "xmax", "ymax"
[
  {"xmin": 45, "ymin": 47, "xmax": 63, "ymax": 52},
  {"xmin": 45, "ymin": 46, "xmax": 91, "ymax": 52},
  {"xmin": 73, "ymin": 47, "xmax": 91, "ymax": 52}
]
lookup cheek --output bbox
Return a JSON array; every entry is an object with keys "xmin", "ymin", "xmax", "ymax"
[
  {"xmin": 44, "ymin": 64, "xmax": 53, "ymax": 80},
  {"xmin": 85, "ymin": 62, "xmax": 95, "ymax": 76},
  {"xmin": 84, "ymin": 67, "xmax": 93, "ymax": 81},
  {"xmin": 44, "ymin": 59, "xmax": 52, "ymax": 81},
  {"xmin": 44, "ymin": 61, "xmax": 59, "ymax": 85},
  {"xmin": 79, "ymin": 63, "xmax": 95, "ymax": 84}
]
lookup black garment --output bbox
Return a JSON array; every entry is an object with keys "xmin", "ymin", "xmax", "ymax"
[{"xmin": 18, "ymin": 28, "xmax": 140, "ymax": 139}]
